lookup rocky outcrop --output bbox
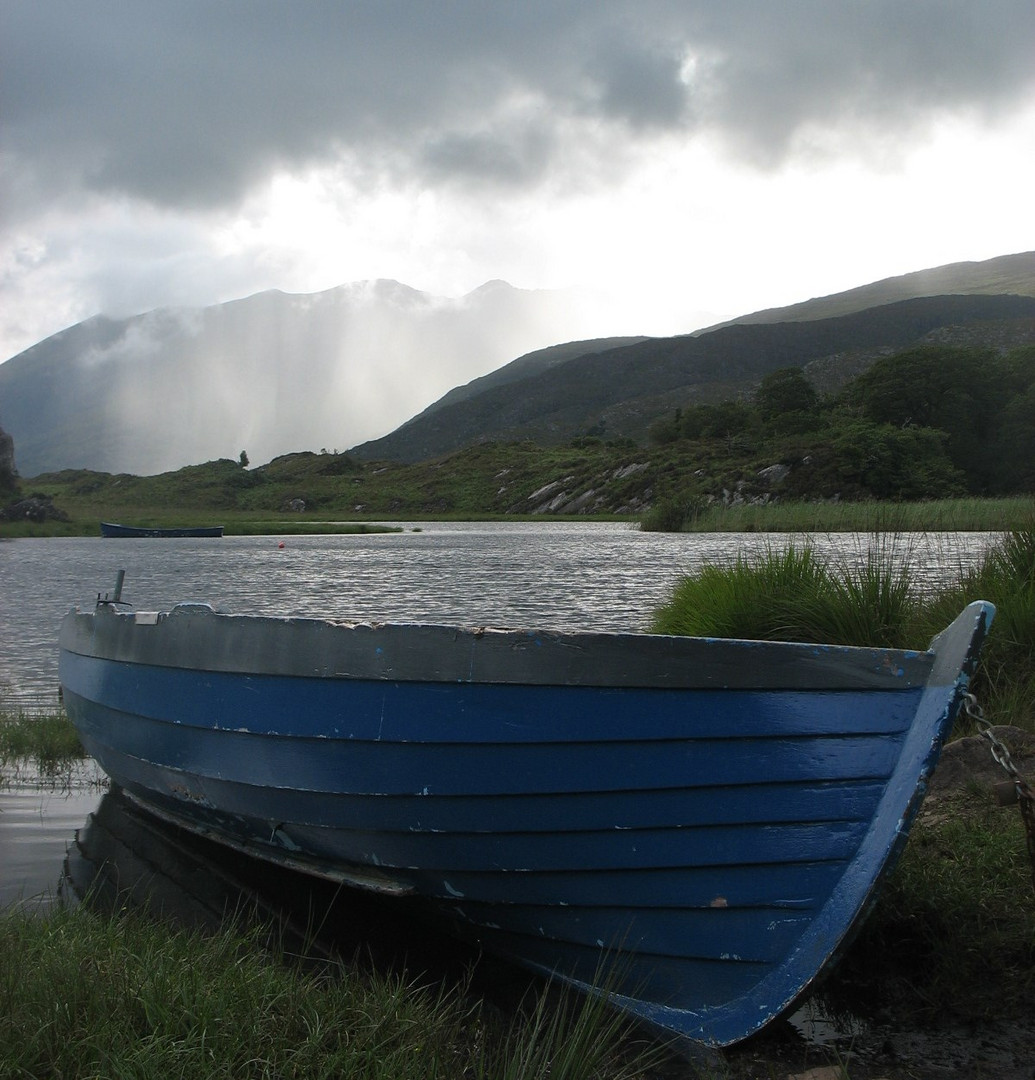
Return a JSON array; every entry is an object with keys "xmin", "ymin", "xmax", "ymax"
[
  {"xmin": 927, "ymin": 726, "xmax": 1035, "ymax": 795},
  {"xmin": 0, "ymin": 494, "xmax": 69, "ymax": 523}
]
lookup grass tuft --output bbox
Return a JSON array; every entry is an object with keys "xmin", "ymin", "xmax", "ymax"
[
  {"xmin": 651, "ymin": 522, "xmax": 1035, "ymax": 733},
  {"xmin": 650, "ymin": 543, "xmax": 829, "ymax": 641},
  {"xmin": 651, "ymin": 536, "xmax": 920, "ymax": 648},
  {"xmin": 0, "ymin": 709, "xmax": 85, "ymax": 775}
]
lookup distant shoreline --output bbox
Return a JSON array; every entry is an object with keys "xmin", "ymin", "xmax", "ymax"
[{"xmin": 3, "ymin": 496, "xmax": 1033, "ymax": 539}]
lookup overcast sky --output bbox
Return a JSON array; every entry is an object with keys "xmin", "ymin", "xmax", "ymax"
[{"xmin": 3, "ymin": 0, "xmax": 1034, "ymax": 362}]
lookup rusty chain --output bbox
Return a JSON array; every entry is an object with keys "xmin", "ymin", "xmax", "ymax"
[{"xmin": 961, "ymin": 692, "xmax": 1035, "ymax": 898}]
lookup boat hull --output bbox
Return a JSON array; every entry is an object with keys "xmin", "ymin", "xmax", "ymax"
[
  {"xmin": 58, "ymin": 600, "xmax": 993, "ymax": 1046},
  {"xmin": 100, "ymin": 522, "xmax": 224, "ymax": 538}
]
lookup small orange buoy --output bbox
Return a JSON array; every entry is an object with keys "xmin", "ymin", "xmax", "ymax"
[{"xmin": 278, "ymin": 541, "xmax": 285, "ymax": 549}]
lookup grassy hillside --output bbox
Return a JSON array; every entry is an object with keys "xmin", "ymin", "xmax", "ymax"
[
  {"xmin": 700, "ymin": 249, "xmax": 1035, "ymax": 328},
  {"xmin": 351, "ymin": 293, "xmax": 1035, "ymax": 462},
  {"xmin": 6, "ymin": 340, "xmax": 1034, "ymax": 535},
  {"xmin": 7, "ymin": 444, "xmax": 1033, "ymax": 539},
  {"xmin": 13, "ymin": 444, "xmax": 655, "ymax": 533}
]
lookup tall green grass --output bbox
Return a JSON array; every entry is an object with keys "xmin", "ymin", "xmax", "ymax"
[
  {"xmin": 651, "ymin": 522, "xmax": 1035, "ymax": 731},
  {"xmin": 0, "ymin": 906, "xmax": 663, "ymax": 1080},
  {"xmin": 650, "ymin": 536, "xmax": 917, "ymax": 648},
  {"xmin": 921, "ymin": 524, "xmax": 1035, "ymax": 731}
]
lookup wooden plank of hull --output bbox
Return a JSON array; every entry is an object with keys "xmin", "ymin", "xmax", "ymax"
[{"xmin": 61, "ymin": 603, "xmax": 938, "ymax": 689}]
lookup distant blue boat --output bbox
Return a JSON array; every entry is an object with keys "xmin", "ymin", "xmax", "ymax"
[
  {"xmin": 58, "ymin": 593, "xmax": 993, "ymax": 1047},
  {"xmin": 100, "ymin": 522, "xmax": 224, "ymax": 538}
]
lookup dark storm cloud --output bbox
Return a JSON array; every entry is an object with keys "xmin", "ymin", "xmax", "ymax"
[
  {"xmin": 688, "ymin": 1, "xmax": 1035, "ymax": 162},
  {"xmin": 3, "ymin": 1, "xmax": 1034, "ymax": 210}
]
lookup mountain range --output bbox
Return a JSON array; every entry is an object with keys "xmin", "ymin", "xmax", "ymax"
[
  {"xmin": 2, "ymin": 252, "xmax": 1034, "ymax": 477},
  {"xmin": 0, "ymin": 280, "xmax": 610, "ymax": 477}
]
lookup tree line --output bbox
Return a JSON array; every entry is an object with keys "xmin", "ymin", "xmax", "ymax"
[{"xmin": 647, "ymin": 344, "xmax": 1035, "ymax": 500}]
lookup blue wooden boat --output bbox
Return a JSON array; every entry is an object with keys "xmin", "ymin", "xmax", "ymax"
[
  {"xmin": 100, "ymin": 522, "xmax": 224, "ymax": 538},
  {"xmin": 58, "ymin": 593, "xmax": 993, "ymax": 1047}
]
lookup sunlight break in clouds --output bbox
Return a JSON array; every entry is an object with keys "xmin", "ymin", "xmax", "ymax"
[
  {"xmin": 1, "ymin": 1, "xmax": 1034, "ymax": 360},
  {"xmin": 206, "ymin": 102, "xmax": 1035, "ymax": 342}
]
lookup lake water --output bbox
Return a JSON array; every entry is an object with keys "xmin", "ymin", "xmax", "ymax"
[
  {"xmin": 0, "ymin": 522, "xmax": 999, "ymax": 910},
  {"xmin": 0, "ymin": 766, "xmax": 106, "ymax": 911},
  {"xmin": 0, "ymin": 521, "xmax": 999, "ymax": 711}
]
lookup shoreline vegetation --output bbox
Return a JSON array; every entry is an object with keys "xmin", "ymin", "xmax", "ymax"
[
  {"xmin": 2, "ymin": 524, "xmax": 1033, "ymax": 1077},
  {"xmin": 0, "ymin": 515, "xmax": 407, "ymax": 538},
  {"xmin": 0, "ymin": 896, "xmax": 666, "ymax": 1079},
  {"xmin": 1, "ymin": 409, "xmax": 1034, "ymax": 537},
  {"xmin": 652, "ymin": 523, "xmax": 1035, "ymax": 738},
  {"xmin": 1, "ymin": 495, "xmax": 1034, "ymax": 539},
  {"xmin": 641, "ymin": 495, "xmax": 1035, "ymax": 534}
]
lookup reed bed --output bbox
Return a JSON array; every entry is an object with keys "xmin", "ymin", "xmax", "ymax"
[{"xmin": 673, "ymin": 496, "xmax": 1035, "ymax": 534}]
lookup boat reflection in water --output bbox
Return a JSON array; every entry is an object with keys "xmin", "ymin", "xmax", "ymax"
[{"xmin": 63, "ymin": 786, "xmax": 519, "ymax": 989}]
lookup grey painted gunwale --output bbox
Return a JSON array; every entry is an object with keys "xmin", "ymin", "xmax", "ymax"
[{"xmin": 60, "ymin": 602, "xmax": 936, "ymax": 691}]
